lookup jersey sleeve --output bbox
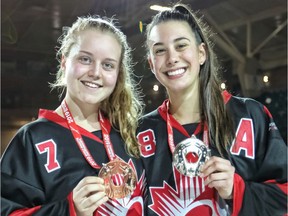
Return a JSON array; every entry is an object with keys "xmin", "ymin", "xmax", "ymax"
[
  {"xmin": 1, "ymin": 128, "xmax": 75, "ymax": 216},
  {"xmin": 230, "ymin": 102, "xmax": 287, "ymax": 216}
]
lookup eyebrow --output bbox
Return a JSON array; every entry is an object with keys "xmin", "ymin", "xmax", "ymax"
[
  {"xmin": 79, "ymin": 50, "xmax": 93, "ymax": 56},
  {"xmin": 79, "ymin": 50, "xmax": 118, "ymax": 62},
  {"xmin": 152, "ymin": 37, "xmax": 191, "ymax": 47}
]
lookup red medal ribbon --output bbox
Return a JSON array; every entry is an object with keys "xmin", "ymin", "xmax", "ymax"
[
  {"xmin": 61, "ymin": 100, "xmax": 117, "ymax": 169},
  {"xmin": 165, "ymin": 100, "xmax": 208, "ymax": 154},
  {"xmin": 98, "ymin": 110, "xmax": 117, "ymax": 161}
]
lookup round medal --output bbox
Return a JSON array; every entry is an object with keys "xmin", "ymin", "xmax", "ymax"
[
  {"xmin": 172, "ymin": 136, "xmax": 210, "ymax": 177},
  {"xmin": 98, "ymin": 159, "xmax": 137, "ymax": 199}
]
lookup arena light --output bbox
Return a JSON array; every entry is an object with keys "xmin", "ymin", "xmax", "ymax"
[
  {"xmin": 220, "ymin": 82, "xmax": 226, "ymax": 90},
  {"xmin": 153, "ymin": 84, "xmax": 159, "ymax": 92},
  {"xmin": 265, "ymin": 97, "xmax": 272, "ymax": 104},
  {"xmin": 263, "ymin": 75, "xmax": 269, "ymax": 83},
  {"xmin": 150, "ymin": 5, "xmax": 171, "ymax": 11}
]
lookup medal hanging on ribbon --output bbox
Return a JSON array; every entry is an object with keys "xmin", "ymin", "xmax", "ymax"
[
  {"xmin": 97, "ymin": 111, "xmax": 137, "ymax": 199},
  {"xmin": 172, "ymin": 135, "xmax": 210, "ymax": 177},
  {"xmin": 165, "ymin": 101, "xmax": 211, "ymax": 177},
  {"xmin": 61, "ymin": 101, "xmax": 136, "ymax": 199}
]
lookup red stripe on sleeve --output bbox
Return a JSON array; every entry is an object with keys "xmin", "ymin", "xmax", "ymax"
[
  {"xmin": 265, "ymin": 179, "xmax": 288, "ymax": 194},
  {"xmin": 9, "ymin": 206, "xmax": 41, "ymax": 216},
  {"xmin": 263, "ymin": 106, "xmax": 273, "ymax": 118},
  {"xmin": 67, "ymin": 191, "xmax": 77, "ymax": 216},
  {"xmin": 231, "ymin": 173, "xmax": 245, "ymax": 216}
]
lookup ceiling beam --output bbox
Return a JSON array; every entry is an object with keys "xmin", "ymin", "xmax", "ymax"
[
  {"xmin": 260, "ymin": 58, "xmax": 287, "ymax": 70},
  {"xmin": 203, "ymin": 11, "xmax": 245, "ymax": 61},
  {"xmin": 214, "ymin": 35, "xmax": 246, "ymax": 63},
  {"xmin": 251, "ymin": 20, "xmax": 287, "ymax": 57},
  {"xmin": 220, "ymin": 6, "xmax": 287, "ymax": 30}
]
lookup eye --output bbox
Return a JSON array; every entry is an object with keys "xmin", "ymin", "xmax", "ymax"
[
  {"xmin": 78, "ymin": 56, "xmax": 92, "ymax": 65},
  {"xmin": 154, "ymin": 48, "xmax": 166, "ymax": 55},
  {"xmin": 176, "ymin": 43, "xmax": 188, "ymax": 50},
  {"xmin": 103, "ymin": 62, "xmax": 115, "ymax": 70}
]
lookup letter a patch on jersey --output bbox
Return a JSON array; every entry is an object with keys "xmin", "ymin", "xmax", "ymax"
[{"xmin": 230, "ymin": 118, "xmax": 255, "ymax": 159}]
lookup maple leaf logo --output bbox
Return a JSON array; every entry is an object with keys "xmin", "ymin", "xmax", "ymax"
[
  {"xmin": 149, "ymin": 167, "xmax": 223, "ymax": 216},
  {"xmin": 96, "ymin": 159, "xmax": 146, "ymax": 216}
]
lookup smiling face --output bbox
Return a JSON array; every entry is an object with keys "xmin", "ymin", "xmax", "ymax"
[
  {"xmin": 147, "ymin": 20, "xmax": 206, "ymax": 95},
  {"xmin": 61, "ymin": 29, "xmax": 121, "ymax": 107}
]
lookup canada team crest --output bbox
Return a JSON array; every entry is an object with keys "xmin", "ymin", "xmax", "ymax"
[{"xmin": 149, "ymin": 167, "xmax": 227, "ymax": 216}]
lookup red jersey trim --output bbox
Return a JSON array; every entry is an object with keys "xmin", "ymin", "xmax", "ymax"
[
  {"xmin": 231, "ymin": 173, "xmax": 245, "ymax": 216},
  {"xmin": 263, "ymin": 105, "xmax": 273, "ymax": 118},
  {"xmin": 222, "ymin": 90, "xmax": 232, "ymax": 104},
  {"xmin": 9, "ymin": 206, "xmax": 41, "ymax": 216},
  {"xmin": 38, "ymin": 109, "xmax": 104, "ymax": 144},
  {"xmin": 158, "ymin": 100, "xmax": 192, "ymax": 137},
  {"xmin": 265, "ymin": 179, "xmax": 288, "ymax": 194},
  {"xmin": 67, "ymin": 192, "xmax": 77, "ymax": 216}
]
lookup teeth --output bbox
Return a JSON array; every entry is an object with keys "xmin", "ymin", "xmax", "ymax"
[
  {"xmin": 167, "ymin": 68, "xmax": 185, "ymax": 76},
  {"xmin": 82, "ymin": 81, "xmax": 100, "ymax": 88}
]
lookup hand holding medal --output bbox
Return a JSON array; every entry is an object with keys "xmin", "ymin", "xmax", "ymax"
[
  {"xmin": 62, "ymin": 101, "xmax": 137, "ymax": 199},
  {"xmin": 166, "ymin": 101, "xmax": 211, "ymax": 178}
]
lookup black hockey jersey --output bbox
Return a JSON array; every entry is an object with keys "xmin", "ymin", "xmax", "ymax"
[
  {"xmin": 1, "ymin": 109, "xmax": 146, "ymax": 216},
  {"xmin": 137, "ymin": 91, "xmax": 287, "ymax": 216}
]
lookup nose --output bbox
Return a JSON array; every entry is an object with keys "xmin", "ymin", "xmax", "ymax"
[
  {"xmin": 166, "ymin": 49, "xmax": 179, "ymax": 66},
  {"xmin": 88, "ymin": 62, "xmax": 101, "ymax": 78}
]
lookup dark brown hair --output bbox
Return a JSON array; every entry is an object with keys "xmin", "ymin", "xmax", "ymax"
[{"xmin": 146, "ymin": 4, "xmax": 234, "ymax": 155}]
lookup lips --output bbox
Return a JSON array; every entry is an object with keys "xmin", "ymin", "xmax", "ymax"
[{"xmin": 81, "ymin": 81, "xmax": 102, "ymax": 88}]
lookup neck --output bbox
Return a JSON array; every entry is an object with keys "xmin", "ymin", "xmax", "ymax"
[
  {"xmin": 56, "ymin": 97, "xmax": 101, "ymax": 132},
  {"xmin": 168, "ymin": 90, "xmax": 200, "ymax": 125}
]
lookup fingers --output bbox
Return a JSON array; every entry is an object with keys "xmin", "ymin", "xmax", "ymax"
[
  {"xmin": 200, "ymin": 156, "xmax": 231, "ymax": 176},
  {"xmin": 73, "ymin": 176, "xmax": 109, "ymax": 216},
  {"xmin": 203, "ymin": 171, "xmax": 231, "ymax": 188},
  {"xmin": 199, "ymin": 156, "xmax": 235, "ymax": 199},
  {"xmin": 75, "ymin": 191, "xmax": 108, "ymax": 215},
  {"xmin": 78, "ymin": 192, "xmax": 109, "ymax": 215},
  {"xmin": 74, "ymin": 176, "xmax": 105, "ymax": 196}
]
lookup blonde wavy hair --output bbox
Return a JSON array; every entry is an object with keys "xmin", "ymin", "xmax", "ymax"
[{"xmin": 50, "ymin": 16, "xmax": 144, "ymax": 158}]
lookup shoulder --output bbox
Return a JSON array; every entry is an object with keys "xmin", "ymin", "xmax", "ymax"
[
  {"xmin": 139, "ymin": 109, "xmax": 162, "ymax": 125},
  {"xmin": 225, "ymin": 94, "xmax": 281, "ymax": 138},
  {"xmin": 226, "ymin": 94, "xmax": 267, "ymax": 117},
  {"xmin": 1, "ymin": 119, "xmax": 49, "ymax": 171},
  {"xmin": 2, "ymin": 117, "xmax": 61, "ymax": 157},
  {"xmin": 143, "ymin": 109, "xmax": 160, "ymax": 119},
  {"xmin": 13, "ymin": 118, "xmax": 47, "ymax": 136},
  {"xmin": 137, "ymin": 109, "xmax": 164, "ymax": 133}
]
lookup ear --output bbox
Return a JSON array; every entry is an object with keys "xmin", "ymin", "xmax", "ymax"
[
  {"xmin": 60, "ymin": 55, "xmax": 67, "ymax": 71},
  {"xmin": 198, "ymin": 43, "xmax": 207, "ymax": 65},
  {"xmin": 148, "ymin": 56, "xmax": 155, "ymax": 74}
]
